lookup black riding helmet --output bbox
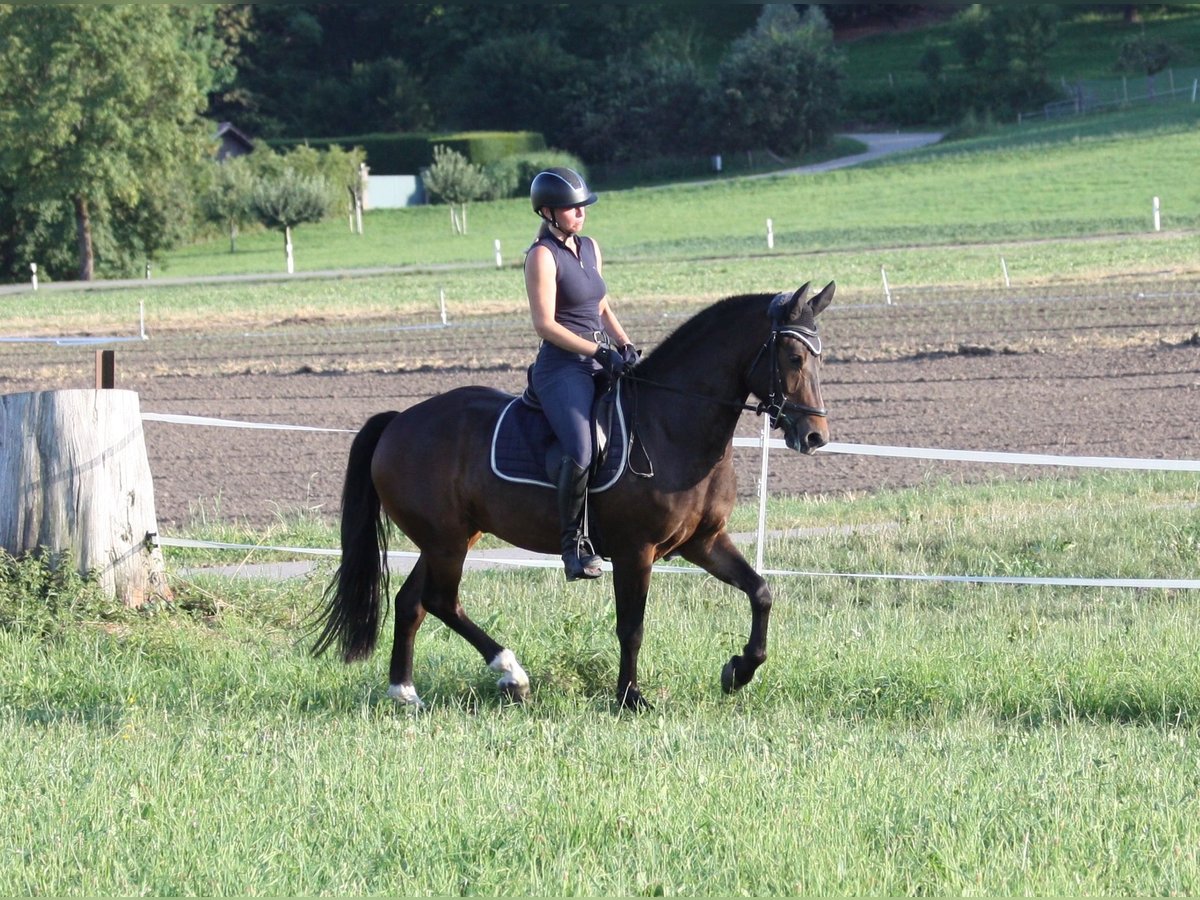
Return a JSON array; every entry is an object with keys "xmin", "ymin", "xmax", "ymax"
[{"xmin": 530, "ymin": 167, "xmax": 596, "ymax": 230}]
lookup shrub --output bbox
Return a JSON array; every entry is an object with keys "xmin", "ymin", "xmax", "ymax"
[
  {"xmin": 0, "ymin": 548, "xmax": 120, "ymax": 638},
  {"xmin": 481, "ymin": 150, "xmax": 588, "ymax": 201}
]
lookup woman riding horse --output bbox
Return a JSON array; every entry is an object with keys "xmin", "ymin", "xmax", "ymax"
[
  {"xmin": 312, "ymin": 276, "xmax": 835, "ymax": 710},
  {"xmin": 524, "ymin": 167, "xmax": 640, "ymax": 581}
]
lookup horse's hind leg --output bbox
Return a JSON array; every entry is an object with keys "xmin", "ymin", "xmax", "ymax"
[
  {"xmin": 387, "ymin": 558, "xmax": 427, "ymax": 708},
  {"xmin": 420, "ymin": 551, "xmax": 532, "ymax": 703}
]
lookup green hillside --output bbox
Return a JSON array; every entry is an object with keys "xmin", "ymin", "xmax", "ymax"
[{"xmin": 841, "ymin": 5, "xmax": 1200, "ymax": 122}]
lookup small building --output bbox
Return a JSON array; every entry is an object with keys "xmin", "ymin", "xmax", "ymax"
[
  {"xmin": 362, "ymin": 173, "xmax": 426, "ymax": 209},
  {"xmin": 215, "ymin": 121, "xmax": 255, "ymax": 161}
]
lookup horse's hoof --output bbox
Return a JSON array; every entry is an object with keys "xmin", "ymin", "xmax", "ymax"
[
  {"xmin": 721, "ymin": 657, "xmax": 739, "ymax": 694},
  {"xmin": 388, "ymin": 682, "xmax": 426, "ymax": 709},
  {"xmin": 499, "ymin": 680, "xmax": 530, "ymax": 704},
  {"xmin": 490, "ymin": 650, "xmax": 531, "ymax": 703},
  {"xmin": 617, "ymin": 686, "xmax": 652, "ymax": 712}
]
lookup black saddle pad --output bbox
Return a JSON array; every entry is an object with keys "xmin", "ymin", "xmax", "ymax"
[{"xmin": 491, "ymin": 382, "xmax": 628, "ymax": 492}]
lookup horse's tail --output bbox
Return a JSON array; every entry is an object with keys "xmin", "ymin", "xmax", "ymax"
[{"xmin": 311, "ymin": 410, "xmax": 399, "ymax": 663}]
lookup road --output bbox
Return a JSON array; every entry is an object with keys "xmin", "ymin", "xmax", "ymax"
[{"xmin": 787, "ymin": 131, "xmax": 944, "ymax": 173}]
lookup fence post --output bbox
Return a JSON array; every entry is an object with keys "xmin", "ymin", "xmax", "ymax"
[
  {"xmin": 766, "ymin": 218, "xmax": 774, "ymax": 250},
  {"xmin": 494, "ymin": 239, "xmax": 503, "ymax": 269},
  {"xmin": 1153, "ymin": 196, "xmax": 1161, "ymax": 232},
  {"xmin": 754, "ymin": 413, "xmax": 771, "ymax": 573},
  {"xmin": 438, "ymin": 288, "xmax": 448, "ymax": 326},
  {"xmin": 0, "ymin": 389, "xmax": 171, "ymax": 607},
  {"xmin": 881, "ymin": 266, "xmax": 893, "ymax": 305},
  {"xmin": 30, "ymin": 262, "xmax": 37, "ymax": 291},
  {"xmin": 95, "ymin": 350, "xmax": 115, "ymax": 389},
  {"xmin": 1001, "ymin": 257, "xmax": 1011, "ymax": 288}
]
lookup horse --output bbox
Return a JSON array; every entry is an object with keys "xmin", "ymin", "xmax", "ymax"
[{"xmin": 312, "ymin": 281, "xmax": 835, "ymax": 709}]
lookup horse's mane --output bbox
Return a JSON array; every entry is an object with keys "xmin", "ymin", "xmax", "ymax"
[{"xmin": 637, "ymin": 293, "xmax": 771, "ymax": 377}]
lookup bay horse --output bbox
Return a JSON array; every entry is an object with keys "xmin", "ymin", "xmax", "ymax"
[{"xmin": 312, "ymin": 281, "xmax": 835, "ymax": 709}]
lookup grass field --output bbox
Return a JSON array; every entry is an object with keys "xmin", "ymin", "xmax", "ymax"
[
  {"xmin": 152, "ymin": 115, "xmax": 1200, "ymax": 285},
  {"xmin": 5, "ymin": 24, "xmax": 1200, "ymax": 892},
  {"xmin": 3, "ymin": 473, "xmax": 1199, "ymax": 894},
  {"xmin": 841, "ymin": 6, "xmax": 1200, "ymax": 91}
]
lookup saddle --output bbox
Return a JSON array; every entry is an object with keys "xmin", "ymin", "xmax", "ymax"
[{"xmin": 490, "ymin": 377, "xmax": 629, "ymax": 492}]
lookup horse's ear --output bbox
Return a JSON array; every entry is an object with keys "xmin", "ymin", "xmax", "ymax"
[
  {"xmin": 789, "ymin": 282, "xmax": 811, "ymax": 306},
  {"xmin": 808, "ymin": 281, "xmax": 835, "ymax": 318}
]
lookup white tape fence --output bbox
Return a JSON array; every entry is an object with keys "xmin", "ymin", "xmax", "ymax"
[{"xmin": 144, "ymin": 409, "xmax": 1200, "ymax": 590}]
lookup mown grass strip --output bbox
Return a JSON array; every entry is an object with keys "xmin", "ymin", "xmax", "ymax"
[{"xmin": 3, "ymin": 471, "xmax": 1198, "ymax": 893}]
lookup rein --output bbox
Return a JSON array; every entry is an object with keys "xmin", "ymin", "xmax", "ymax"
[
  {"xmin": 625, "ymin": 324, "xmax": 827, "ymax": 424},
  {"xmin": 619, "ymin": 323, "xmax": 826, "ymax": 479}
]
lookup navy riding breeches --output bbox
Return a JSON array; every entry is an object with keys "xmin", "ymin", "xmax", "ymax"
[{"xmin": 530, "ymin": 342, "xmax": 601, "ymax": 469}]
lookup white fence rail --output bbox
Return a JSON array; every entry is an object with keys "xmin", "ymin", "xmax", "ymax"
[{"xmin": 143, "ymin": 409, "xmax": 1200, "ymax": 590}]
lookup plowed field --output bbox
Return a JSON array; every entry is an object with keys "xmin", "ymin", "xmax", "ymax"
[{"xmin": 2, "ymin": 278, "xmax": 1197, "ymax": 529}]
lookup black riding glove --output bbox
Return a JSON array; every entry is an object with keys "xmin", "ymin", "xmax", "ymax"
[
  {"xmin": 593, "ymin": 345, "xmax": 626, "ymax": 378},
  {"xmin": 619, "ymin": 343, "xmax": 641, "ymax": 367}
]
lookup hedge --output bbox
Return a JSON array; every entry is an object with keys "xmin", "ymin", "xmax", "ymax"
[{"xmin": 266, "ymin": 131, "xmax": 546, "ymax": 174}]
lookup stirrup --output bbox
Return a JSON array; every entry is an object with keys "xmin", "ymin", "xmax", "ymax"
[{"xmin": 563, "ymin": 534, "xmax": 603, "ymax": 581}]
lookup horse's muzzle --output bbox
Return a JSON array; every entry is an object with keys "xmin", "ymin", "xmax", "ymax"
[{"xmin": 780, "ymin": 414, "xmax": 829, "ymax": 455}]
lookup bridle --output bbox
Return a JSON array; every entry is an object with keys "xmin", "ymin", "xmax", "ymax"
[
  {"xmin": 619, "ymin": 317, "xmax": 826, "ymax": 479},
  {"xmin": 622, "ymin": 320, "xmax": 827, "ymax": 427},
  {"xmin": 747, "ymin": 322, "xmax": 827, "ymax": 428}
]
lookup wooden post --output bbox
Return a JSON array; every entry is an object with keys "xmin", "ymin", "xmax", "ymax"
[
  {"xmin": 0, "ymin": 389, "xmax": 171, "ymax": 607},
  {"xmin": 95, "ymin": 350, "xmax": 114, "ymax": 389}
]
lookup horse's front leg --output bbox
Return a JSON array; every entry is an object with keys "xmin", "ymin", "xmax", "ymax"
[
  {"xmin": 679, "ymin": 530, "xmax": 772, "ymax": 693},
  {"xmin": 611, "ymin": 550, "xmax": 655, "ymax": 710}
]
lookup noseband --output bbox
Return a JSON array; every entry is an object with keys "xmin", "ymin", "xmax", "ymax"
[{"xmin": 748, "ymin": 322, "xmax": 828, "ymax": 428}]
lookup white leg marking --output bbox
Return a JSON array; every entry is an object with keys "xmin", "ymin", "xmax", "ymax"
[
  {"xmin": 488, "ymin": 648, "xmax": 530, "ymax": 691},
  {"xmin": 388, "ymin": 682, "xmax": 424, "ymax": 708}
]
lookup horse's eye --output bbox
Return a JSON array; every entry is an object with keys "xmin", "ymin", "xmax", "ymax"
[{"xmin": 789, "ymin": 354, "xmax": 805, "ymax": 369}]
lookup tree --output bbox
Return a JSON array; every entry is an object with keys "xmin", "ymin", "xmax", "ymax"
[
  {"xmin": 442, "ymin": 33, "xmax": 576, "ymax": 143},
  {"xmin": 0, "ymin": 6, "xmax": 224, "ymax": 281},
  {"xmin": 312, "ymin": 145, "xmax": 368, "ymax": 235},
  {"xmin": 421, "ymin": 145, "xmax": 489, "ymax": 235},
  {"xmin": 560, "ymin": 50, "xmax": 710, "ymax": 164},
  {"xmin": 713, "ymin": 6, "xmax": 845, "ymax": 158},
  {"xmin": 1115, "ymin": 32, "xmax": 1177, "ymax": 98},
  {"xmin": 951, "ymin": 4, "xmax": 1061, "ymax": 117},
  {"xmin": 199, "ymin": 156, "xmax": 255, "ymax": 253},
  {"xmin": 250, "ymin": 169, "xmax": 333, "ymax": 273}
]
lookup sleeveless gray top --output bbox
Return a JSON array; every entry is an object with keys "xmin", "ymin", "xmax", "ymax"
[{"xmin": 529, "ymin": 234, "xmax": 607, "ymax": 334}]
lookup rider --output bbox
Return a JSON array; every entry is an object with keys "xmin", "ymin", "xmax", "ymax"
[{"xmin": 524, "ymin": 167, "xmax": 640, "ymax": 581}]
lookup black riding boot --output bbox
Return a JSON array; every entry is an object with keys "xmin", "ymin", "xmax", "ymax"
[{"xmin": 556, "ymin": 456, "xmax": 602, "ymax": 581}]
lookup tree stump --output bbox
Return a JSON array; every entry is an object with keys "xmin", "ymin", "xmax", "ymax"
[{"xmin": 0, "ymin": 389, "xmax": 171, "ymax": 607}]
